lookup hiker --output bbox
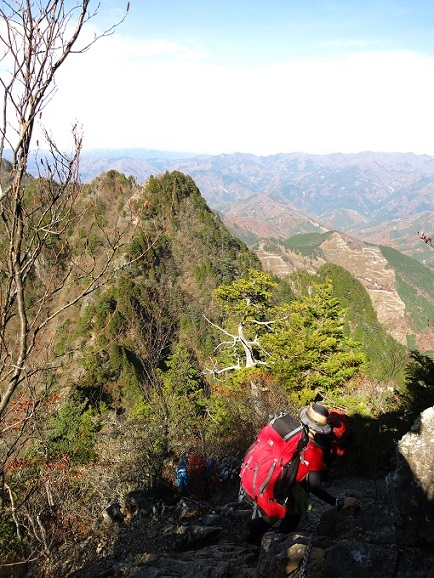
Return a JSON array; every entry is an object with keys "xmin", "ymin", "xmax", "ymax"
[
  {"xmin": 314, "ymin": 408, "xmax": 352, "ymax": 463},
  {"xmin": 176, "ymin": 455, "xmax": 219, "ymax": 499},
  {"xmin": 246, "ymin": 403, "xmax": 361, "ymax": 544}
]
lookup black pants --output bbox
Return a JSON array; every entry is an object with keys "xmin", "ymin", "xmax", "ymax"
[{"xmin": 246, "ymin": 517, "xmax": 271, "ymax": 544}]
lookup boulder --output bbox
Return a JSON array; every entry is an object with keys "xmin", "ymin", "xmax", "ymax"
[
  {"xmin": 323, "ymin": 541, "xmax": 399, "ymax": 578},
  {"xmin": 386, "ymin": 405, "xmax": 434, "ymax": 544}
]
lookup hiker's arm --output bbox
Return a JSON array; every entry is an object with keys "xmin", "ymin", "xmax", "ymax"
[
  {"xmin": 309, "ymin": 471, "xmax": 362, "ymax": 510},
  {"xmin": 308, "ymin": 470, "xmax": 336, "ymax": 506}
]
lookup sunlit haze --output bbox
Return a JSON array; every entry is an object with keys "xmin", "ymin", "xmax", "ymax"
[{"xmin": 32, "ymin": 0, "xmax": 434, "ymax": 157}]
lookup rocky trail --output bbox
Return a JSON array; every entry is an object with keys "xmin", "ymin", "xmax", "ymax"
[
  {"xmin": 23, "ymin": 407, "xmax": 434, "ymax": 578},
  {"xmin": 36, "ymin": 474, "xmax": 430, "ymax": 578}
]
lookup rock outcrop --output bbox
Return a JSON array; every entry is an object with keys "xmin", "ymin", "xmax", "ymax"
[{"xmin": 386, "ymin": 405, "xmax": 434, "ymax": 545}]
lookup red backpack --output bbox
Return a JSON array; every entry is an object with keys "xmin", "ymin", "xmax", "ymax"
[{"xmin": 239, "ymin": 413, "xmax": 309, "ymax": 519}]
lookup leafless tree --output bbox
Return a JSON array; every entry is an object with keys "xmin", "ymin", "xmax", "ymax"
[
  {"xmin": 0, "ymin": 1, "xmax": 143, "ymax": 564},
  {"xmin": 202, "ymin": 311, "xmax": 278, "ymax": 402},
  {"xmin": 0, "ymin": 1, "xmax": 132, "ymax": 420}
]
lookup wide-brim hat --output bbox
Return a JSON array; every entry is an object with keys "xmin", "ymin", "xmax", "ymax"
[{"xmin": 300, "ymin": 404, "xmax": 332, "ymax": 434}]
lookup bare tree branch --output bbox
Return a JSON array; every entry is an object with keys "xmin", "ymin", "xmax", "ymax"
[
  {"xmin": 202, "ymin": 313, "xmax": 270, "ymax": 375},
  {"xmin": 0, "ymin": 1, "xmax": 133, "ymax": 421},
  {"xmin": 0, "ymin": 3, "xmax": 154, "ymax": 569}
]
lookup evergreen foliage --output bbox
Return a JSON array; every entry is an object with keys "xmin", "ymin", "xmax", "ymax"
[
  {"xmin": 4, "ymin": 164, "xmax": 430, "ymax": 571},
  {"xmin": 214, "ymin": 269, "xmax": 278, "ymax": 324},
  {"xmin": 207, "ymin": 269, "xmax": 365, "ymax": 406},
  {"xmin": 47, "ymin": 396, "xmax": 99, "ymax": 464},
  {"xmin": 55, "ymin": 171, "xmax": 259, "ymax": 455},
  {"xmin": 282, "ymin": 231, "xmax": 333, "ymax": 257},
  {"xmin": 265, "ymin": 279, "xmax": 365, "ymax": 402},
  {"xmin": 0, "ymin": 512, "xmax": 23, "ymax": 564},
  {"xmin": 317, "ymin": 263, "xmax": 407, "ymax": 384}
]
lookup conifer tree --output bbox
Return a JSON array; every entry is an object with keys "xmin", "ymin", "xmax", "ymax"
[
  {"xmin": 205, "ymin": 270, "xmax": 278, "ymax": 396},
  {"xmin": 207, "ymin": 272, "xmax": 364, "ymax": 403},
  {"xmin": 265, "ymin": 280, "xmax": 365, "ymax": 402}
]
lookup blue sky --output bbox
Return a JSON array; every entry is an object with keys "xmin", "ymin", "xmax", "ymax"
[{"xmin": 39, "ymin": 0, "xmax": 434, "ymax": 156}]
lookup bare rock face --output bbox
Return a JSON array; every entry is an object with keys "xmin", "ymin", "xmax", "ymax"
[
  {"xmin": 319, "ymin": 233, "xmax": 410, "ymax": 345},
  {"xmin": 257, "ymin": 231, "xmax": 414, "ymax": 346},
  {"xmin": 387, "ymin": 405, "xmax": 434, "ymax": 545}
]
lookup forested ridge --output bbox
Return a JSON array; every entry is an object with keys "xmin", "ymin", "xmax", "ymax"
[
  {"xmin": 1, "ymin": 3, "xmax": 433, "ymax": 574},
  {"xmin": 1, "ymin": 168, "xmax": 433, "ymax": 576}
]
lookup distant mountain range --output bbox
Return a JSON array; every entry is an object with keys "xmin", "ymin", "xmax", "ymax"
[
  {"xmin": 68, "ymin": 149, "xmax": 434, "ymax": 270},
  {"xmin": 10, "ymin": 145, "xmax": 434, "ymax": 273},
  {"xmin": 4, "ymin": 149, "xmax": 434, "ymax": 351}
]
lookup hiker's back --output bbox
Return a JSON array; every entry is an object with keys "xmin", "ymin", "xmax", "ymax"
[{"xmin": 239, "ymin": 413, "xmax": 309, "ymax": 519}]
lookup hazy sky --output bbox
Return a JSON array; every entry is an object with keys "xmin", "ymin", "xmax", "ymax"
[{"xmin": 37, "ymin": 1, "xmax": 434, "ymax": 156}]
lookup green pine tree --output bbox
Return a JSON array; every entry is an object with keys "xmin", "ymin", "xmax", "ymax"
[{"xmin": 265, "ymin": 280, "xmax": 366, "ymax": 402}]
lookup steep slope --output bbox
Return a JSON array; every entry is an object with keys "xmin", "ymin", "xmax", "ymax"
[
  {"xmin": 5, "ymin": 163, "xmax": 433, "ymax": 577},
  {"xmin": 70, "ymin": 150, "xmax": 434, "ymax": 269},
  {"xmin": 254, "ymin": 231, "xmax": 434, "ymax": 351},
  {"xmin": 59, "ymin": 170, "xmax": 262, "ymax": 407}
]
